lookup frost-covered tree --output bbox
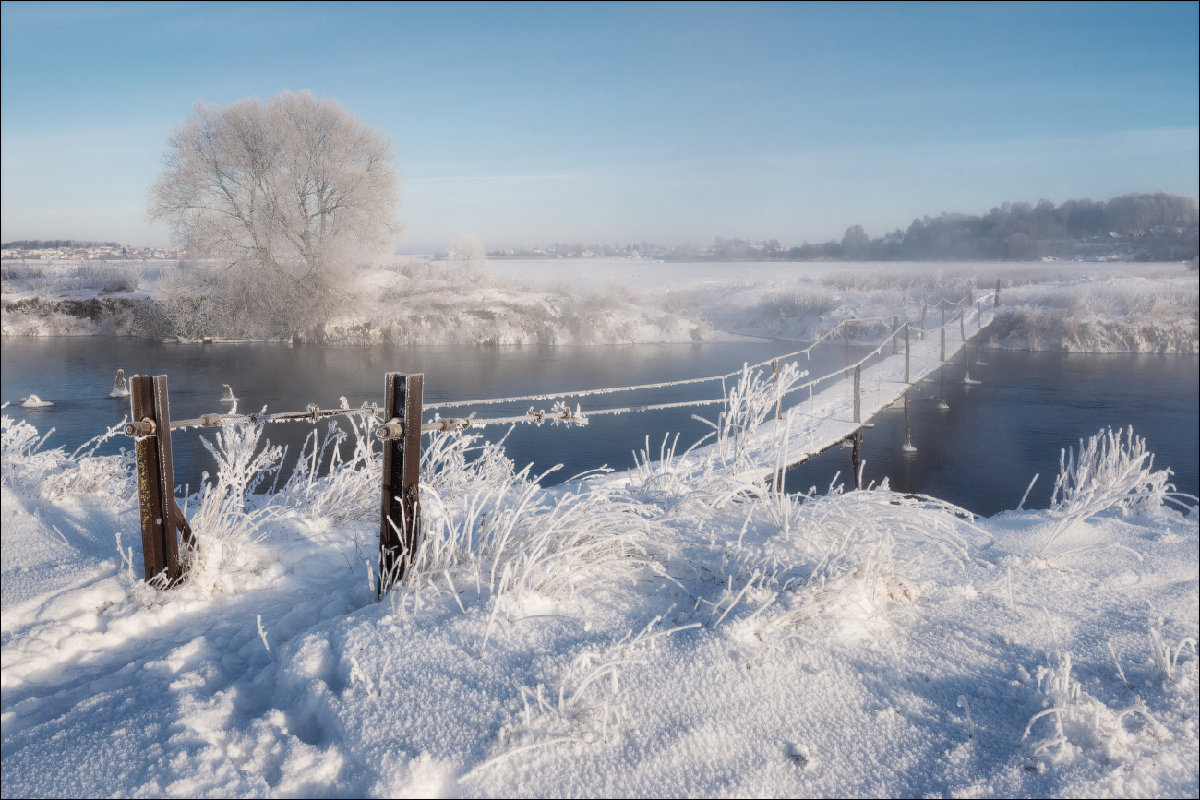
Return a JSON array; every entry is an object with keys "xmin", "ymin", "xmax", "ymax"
[
  {"xmin": 148, "ymin": 91, "xmax": 400, "ymax": 338},
  {"xmin": 446, "ymin": 234, "xmax": 489, "ymax": 282}
]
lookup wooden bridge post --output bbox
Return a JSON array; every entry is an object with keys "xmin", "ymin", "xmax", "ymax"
[
  {"xmin": 904, "ymin": 322, "xmax": 911, "ymax": 384},
  {"xmin": 960, "ymin": 307, "xmax": 966, "ymax": 341},
  {"xmin": 938, "ymin": 364, "xmax": 950, "ymax": 410},
  {"xmin": 844, "ymin": 326, "xmax": 850, "ymax": 367},
  {"xmin": 853, "ymin": 363, "xmax": 861, "ymax": 424},
  {"xmin": 773, "ymin": 359, "xmax": 782, "ymax": 421},
  {"xmin": 892, "ymin": 316, "xmax": 898, "ymax": 354},
  {"xmin": 903, "ymin": 391, "xmax": 915, "ymax": 452},
  {"xmin": 920, "ymin": 305, "xmax": 927, "ymax": 340},
  {"xmin": 995, "ymin": 279, "xmax": 1001, "ymax": 307},
  {"xmin": 378, "ymin": 372, "xmax": 424, "ymax": 595},
  {"xmin": 128, "ymin": 375, "xmax": 188, "ymax": 586},
  {"xmin": 851, "ymin": 430, "xmax": 862, "ymax": 490},
  {"xmin": 940, "ymin": 305, "xmax": 946, "ymax": 362}
]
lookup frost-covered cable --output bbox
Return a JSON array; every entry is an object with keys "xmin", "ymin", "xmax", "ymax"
[
  {"xmin": 427, "ymin": 395, "xmax": 728, "ymax": 430},
  {"xmin": 169, "ymin": 404, "xmax": 382, "ymax": 431}
]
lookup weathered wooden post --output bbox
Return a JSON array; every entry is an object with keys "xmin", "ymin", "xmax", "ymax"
[
  {"xmin": 920, "ymin": 304, "xmax": 927, "ymax": 340},
  {"xmin": 127, "ymin": 375, "xmax": 190, "ymax": 586},
  {"xmin": 940, "ymin": 305, "xmax": 946, "ymax": 362},
  {"xmin": 892, "ymin": 315, "xmax": 898, "ymax": 354},
  {"xmin": 960, "ymin": 307, "xmax": 966, "ymax": 341},
  {"xmin": 377, "ymin": 372, "xmax": 424, "ymax": 594},
  {"xmin": 853, "ymin": 363, "xmax": 861, "ymax": 424},
  {"xmin": 977, "ymin": 301, "xmax": 982, "ymax": 331},
  {"xmin": 995, "ymin": 279, "xmax": 1001, "ymax": 307},
  {"xmin": 938, "ymin": 364, "xmax": 950, "ymax": 410},
  {"xmin": 903, "ymin": 390, "xmax": 916, "ymax": 452},
  {"xmin": 844, "ymin": 326, "xmax": 850, "ymax": 367},
  {"xmin": 851, "ymin": 430, "xmax": 863, "ymax": 490},
  {"xmin": 904, "ymin": 322, "xmax": 911, "ymax": 384},
  {"xmin": 773, "ymin": 359, "xmax": 782, "ymax": 421}
]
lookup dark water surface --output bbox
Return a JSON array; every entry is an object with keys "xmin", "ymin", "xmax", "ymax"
[{"xmin": 2, "ymin": 337, "xmax": 1196, "ymax": 516}]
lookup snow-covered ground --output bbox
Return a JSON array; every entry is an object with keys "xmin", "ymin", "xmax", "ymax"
[
  {"xmin": 3, "ymin": 258, "xmax": 1197, "ymax": 352},
  {"xmin": 2, "ymin": 366, "xmax": 1197, "ymax": 796},
  {"xmin": 2, "ymin": 258, "xmax": 1197, "ymax": 797}
]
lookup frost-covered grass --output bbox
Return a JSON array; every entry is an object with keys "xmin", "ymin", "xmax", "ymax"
[
  {"xmin": 4, "ymin": 258, "xmax": 1197, "ymax": 352},
  {"xmin": 981, "ymin": 271, "xmax": 1199, "ymax": 352},
  {"xmin": 2, "ymin": 361, "xmax": 1197, "ymax": 797}
]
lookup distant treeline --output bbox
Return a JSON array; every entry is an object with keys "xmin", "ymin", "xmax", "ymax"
[
  {"xmin": 496, "ymin": 192, "xmax": 1198, "ymax": 262},
  {"xmin": 786, "ymin": 192, "xmax": 1199, "ymax": 262},
  {"xmin": 2, "ymin": 239, "xmax": 122, "ymax": 250}
]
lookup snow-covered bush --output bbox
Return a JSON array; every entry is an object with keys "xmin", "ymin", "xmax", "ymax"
[
  {"xmin": 1, "ymin": 411, "xmax": 134, "ymax": 507},
  {"xmin": 1037, "ymin": 426, "xmax": 1189, "ymax": 559},
  {"xmin": 180, "ymin": 422, "xmax": 285, "ymax": 594},
  {"xmin": 279, "ymin": 401, "xmax": 380, "ymax": 525},
  {"xmin": 383, "ymin": 429, "xmax": 667, "ymax": 625}
]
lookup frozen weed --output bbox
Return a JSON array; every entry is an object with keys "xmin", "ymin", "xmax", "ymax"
[
  {"xmin": 1147, "ymin": 620, "xmax": 1198, "ymax": 685},
  {"xmin": 181, "ymin": 421, "xmax": 285, "ymax": 595},
  {"xmin": 500, "ymin": 618, "xmax": 700, "ymax": 752},
  {"xmin": 280, "ymin": 399, "xmax": 380, "ymax": 526},
  {"xmin": 1, "ymin": 412, "xmax": 134, "ymax": 507},
  {"xmin": 1023, "ymin": 652, "xmax": 1171, "ymax": 768},
  {"xmin": 384, "ymin": 428, "xmax": 668, "ymax": 625},
  {"xmin": 1039, "ymin": 426, "xmax": 1190, "ymax": 558}
]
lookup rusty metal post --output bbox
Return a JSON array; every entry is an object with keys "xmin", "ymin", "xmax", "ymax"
[
  {"xmin": 853, "ymin": 363, "xmax": 861, "ymax": 424},
  {"xmin": 995, "ymin": 279, "xmax": 1001, "ymax": 307},
  {"xmin": 378, "ymin": 372, "xmax": 424, "ymax": 594},
  {"xmin": 773, "ymin": 359, "xmax": 782, "ymax": 421},
  {"xmin": 129, "ymin": 375, "xmax": 188, "ymax": 586}
]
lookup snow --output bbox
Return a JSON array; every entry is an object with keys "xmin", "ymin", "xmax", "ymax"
[
  {"xmin": 3, "ymin": 362, "xmax": 1197, "ymax": 797},
  {"xmin": 19, "ymin": 394, "xmax": 53, "ymax": 408},
  {"xmin": 3, "ymin": 258, "xmax": 1197, "ymax": 352}
]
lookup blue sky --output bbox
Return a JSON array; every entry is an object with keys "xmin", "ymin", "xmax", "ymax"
[{"xmin": 2, "ymin": 1, "xmax": 1197, "ymax": 252}]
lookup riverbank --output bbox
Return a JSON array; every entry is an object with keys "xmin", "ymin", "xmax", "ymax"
[{"xmin": 3, "ymin": 259, "xmax": 1196, "ymax": 352}]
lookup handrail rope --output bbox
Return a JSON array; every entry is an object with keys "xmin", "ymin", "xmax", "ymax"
[
  {"xmin": 425, "ymin": 395, "xmax": 731, "ymax": 432},
  {"xmin": 163, "ymin": 294, "xmax": 990, "ymax": 433},
  {"xmin": 422, "ymin": 292, "xmax": 986, "ymax": 413}
]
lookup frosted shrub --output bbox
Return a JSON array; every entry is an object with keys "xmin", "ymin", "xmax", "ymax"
[
  {"xmin": 64, "ymin": 263, "xmax": 139, "ymax": 293},
  {"xmin": 182, "ymin": 422, "xmax": 284, "ymax": 594},
  {"xmin": 385, "ymin": 429, "xmax": 665, "ymax": 626},
  {"xmin": 1, "ymin": 412, "xmax": 134, "ymax": 507},
  {"xmin": 1039, "ymin": 426, "xmax": 1186, "ymax": 558},
  {"xmin": 701, "ymin": 361, "xmax": 804, "ymax": 475},
  {"xmin": 280, "ymin": 400, "xmax": 380, "ymax": 524}
]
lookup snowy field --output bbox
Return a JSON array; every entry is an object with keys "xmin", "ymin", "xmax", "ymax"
[
  {"xmin": 3, "ymin": 258, "xmax": 1197, "ymax": 352},
  {"xmin": 2, "ymin": 382, "xmax": 1197, "ymax": 796}
]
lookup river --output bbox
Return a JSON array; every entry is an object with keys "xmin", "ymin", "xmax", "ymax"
[{"xmin": 2, "ymin": 337, "xmax": 1195, "ymax": 517}]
